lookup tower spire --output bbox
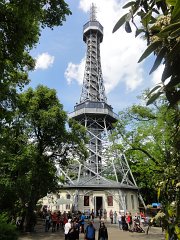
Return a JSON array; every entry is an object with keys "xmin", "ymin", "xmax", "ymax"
[
  {"xmin": 80, "ymin": 3, "xmax": 107, "ymax": 103},
  {"xmin": 90, "ymin": 3, "xmax": 97, "ymax": 21}
]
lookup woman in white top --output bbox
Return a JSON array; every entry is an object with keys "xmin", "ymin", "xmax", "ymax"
[{"xmin": 64, "ymin": 219, "xmax": 72, "ymax": 240}]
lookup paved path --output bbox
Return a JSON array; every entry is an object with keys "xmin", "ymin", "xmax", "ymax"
[{"xmin": 18, "ymin": 220, "xmax": 164, "ymax": 240}]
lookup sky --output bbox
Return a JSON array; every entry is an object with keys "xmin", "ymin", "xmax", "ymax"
[{"xmin": 29, "ymin": 0, "xmax": 163, "ymax": 115}]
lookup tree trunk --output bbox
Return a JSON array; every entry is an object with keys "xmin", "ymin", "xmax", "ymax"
[{"xmin": 25, "ymin": 202, "xmax": 37, "ymax": 232}]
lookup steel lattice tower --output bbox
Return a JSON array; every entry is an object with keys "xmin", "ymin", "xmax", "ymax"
[
  {"xmin": 80, "ymin": 4, "xmax": 106, "ymax": 103},
  {"xmin": 59, "ymin": 4, "xmax": 145, "ymax": 212}
]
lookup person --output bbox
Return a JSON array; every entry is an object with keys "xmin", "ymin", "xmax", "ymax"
[
  {"xmin": 99, "ymin": 209, "xmax": 103, "ymax": 221},
  {"xmin": 122, "ymin": 214, "xmax": 128, "ymax": 231},
  {"xmin": 79, "ymin": 212, "xmax": 86, "ymax": 233},
  {"xmin": 68, "ymin": 219, "xmax": 78, "ymax": 240},
  {"xmin": 67, "ymin": 211, "xmax": 72, "ymax": 220},
  {"xmin": 91, "ymin": 209, "xmax": 95, "ymax": 221},
  {"xmin": 127, "ymin": 212, "xmax": 133, "ymax": 230},
  {"xmin": 113, "ymin": 211, "xmax": 117, "ymax": 224},
  {"xmin": 56, "ymin": 211, "xmax": 61, "ymax": 231},
  {"xmin": 98, "ymin": 222, "xmax": 108, "ymax": 240},
  {"xmin": 98, "ymin": 209, "xmax": 100, "ymax": 219},
  {"xmin": 85, "ymin": 221, "xmax": 96, "ymax": 240},
  {"xmin": 71, "ymin": 218, "xmax": 80, "ymax": 240},
  {"xmin": 140, "ymin": 211, "xmax": 145, "ymax": 218},
  {"xmin": 64, "ymin": 219, "xmax": 72, "ymax": 240},
  {"xmin": 51, "ymin": 211, "xmax": 57, "ymax": 232},
  {"xmin": 109, "ymin": 210, "xmax": 113, "ymax": 224},
  {"xmin": 63, "ymin": 211, "xmax": 68, "ymax": 228},
  {"xmin": 125, "ymin": 212, "xmax": 129, "ymax": 223},
  {"xmin": 117, "ymin": 212, "xmax": 122, "ymax": 230},
  {"xmin": 132, "ymin": 218, "xmax": 145, "ymax": 233},
  {"xmin": 140, "ymin": 211, "xmax": 145, "ymax": 226},
  {"xmin": 45, "ymin": 212, "xmax": 51, "ymax": 232},
  {"xmin": 103, "ymin": 209, "xmax": 107, "ymax": 222}
]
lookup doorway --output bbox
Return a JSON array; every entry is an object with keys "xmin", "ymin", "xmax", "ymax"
[{"xmin": 96, "ymin": 196, "xmax": 103, "ymax": 216}]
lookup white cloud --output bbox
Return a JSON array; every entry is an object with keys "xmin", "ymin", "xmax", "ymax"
[
  {"xmin": 151, "ymin": 64, "xmax": 164, "ymax": 85},
  {"xmin": 65, "ymin": 0, "xmax": 146, "ymax": 95},
  {"xmin": 65, "ymin": 58, "xmax": 85, "ymax": 85},
  {"xmin": 35, "ymin": 52, "xmax": 55, "ymax": 70}
]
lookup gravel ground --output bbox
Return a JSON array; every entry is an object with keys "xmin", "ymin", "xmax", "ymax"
[{"xmin": 18, "ymin": 219, "xmax": 165, "ymax": 240}]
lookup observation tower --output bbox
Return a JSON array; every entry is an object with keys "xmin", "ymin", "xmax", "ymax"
[{"xmin": 56, "ymin": 4, "xmax": 144, "ymax": 215}]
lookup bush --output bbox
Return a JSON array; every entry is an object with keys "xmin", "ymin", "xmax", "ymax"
[
  {"xmin": 0, "ymin": 213, "xmax": 19, "ymax": 240},
  {"xmin": 0, "ymin": 222, "xmax": 19, "ymax": 240}
]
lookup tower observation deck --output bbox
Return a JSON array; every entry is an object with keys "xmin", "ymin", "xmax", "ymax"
[{"xmin": 58, "ymin": 4, "xmax": 145, "ymax": 212}]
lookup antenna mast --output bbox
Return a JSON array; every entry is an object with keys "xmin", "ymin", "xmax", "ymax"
[{"xmin": 90, "ymin": 3, "xmax": 97, "ymax": 21}]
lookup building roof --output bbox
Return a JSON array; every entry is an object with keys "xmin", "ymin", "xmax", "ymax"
[{"xmin": 59, "ymin": 176, "xmax": 138, "ymax": 191}]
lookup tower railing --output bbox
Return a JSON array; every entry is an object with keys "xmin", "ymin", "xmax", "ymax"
[{"xmin": 83, "ymin": 21, "xmax": 103, "ymax": 34}]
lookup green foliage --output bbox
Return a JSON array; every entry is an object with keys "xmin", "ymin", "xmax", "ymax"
[
  {"xmin": 112, "ymin": 13, "xmax": 129, "ymax": 33},
  {"xmin": 113, "ymin": 0, "xmax": 180, "ymax": 106},
  {"xmin": 0, "ymin": 0, "xmax": 71, "ymax": 122},
  {"xmin": 0, "ymin": 213, "xmax": 18, "ymax": 240},
  {"xmin": 113, "ymin": 1, "xmax": 180, "ymax": 238},
  {"xmin": 0, "ymin": 85, "xmax": 87, "ymax": 231},
  {"xmin": 138, "ymin": 40, "xmax": 162, "ymax": 63},
  {"xmin": 111, "ymin": 93, "xmax": 180, "ymax": 238},
  {"xmin": 0, "ymin": 223, "xmax": 18, "ymax": 240},
  {"xmin": 0, "ymin": 0, "xmax": 78, "ymax": 233}
]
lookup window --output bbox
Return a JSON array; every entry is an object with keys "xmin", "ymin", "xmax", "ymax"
[
  {"xmin": 131, "ymin": 195, "xmax": 134, "ymax": 209},
  {"xmin": 125, "ymin": 195, "xmax": 127, "ymax": 209},
  {"xmin": 66, "ymin": 204, "xmax": 70, "ymax": 209},
  {"xmin": 107, "ymin": 196, "xmax": 113, "ymax": 206},
  {"xmin": 84, "ymin": 196, "xmax": 89, "ymax": 206},
  {"xmin": 67, "ymin": 194, "xmax": 71, "ymax": 199}
]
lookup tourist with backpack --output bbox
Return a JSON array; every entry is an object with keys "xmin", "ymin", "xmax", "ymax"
[{"xmin": 85, "ymin": 221, "xmax": 96, "ymax": 240}]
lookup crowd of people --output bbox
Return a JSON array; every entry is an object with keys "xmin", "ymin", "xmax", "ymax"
[
  {"xmin": 116, "ymin": 211, "xmax": 145, "ymax": 233},
  {"xmin": 64, "ymin": 219, "xmax": 108, "ymax": 240},
  {"xmin": 40, "ymin": 209, "xmax": 146, "ymax": 239},
  {"xmin": 43, "ymin": 210, "xmax": 82, "ymax": 233},
  {"xmin": 42, "ymin": 209, "xmax": 109, "ymax": 240}
]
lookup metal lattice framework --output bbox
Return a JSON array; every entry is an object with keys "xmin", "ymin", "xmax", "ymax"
[
  {"xmin": 59, "ymin": 4, "xmax": 145, "ymax": 212},
  {"xmin": 80, "ymin": 4, "xmax": 107, "ymax": 103},
  {"xmin": 62, "ymin": 101, "xmax": 145, "ymax": 211}
]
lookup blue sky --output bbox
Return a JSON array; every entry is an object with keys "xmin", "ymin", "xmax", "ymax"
[{"xmin": 29, "ymin": 0, "xmax": 163, "ymax": 115}]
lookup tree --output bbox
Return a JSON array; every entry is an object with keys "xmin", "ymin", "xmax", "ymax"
[
  {"xmin": 0, "ymin": 0, "xmax": 72, "ymax": 230},
  {"xmin": 113, "ymin": 1, "xmax": 180, "ymax": 238},
  {"xmin": 111, "ymin": 94, "xmax": 180, "ymax": 239},
  {"xmin": 0, "ymin": 0, "xmax": 71, "ymax": 121},
  {"xmin": 113, "ymin": 0, "xmax": 180, "ymax": 106},
  {"xmin": 0, "ymin": 85, "xmax": 87, "ymax": 231}
]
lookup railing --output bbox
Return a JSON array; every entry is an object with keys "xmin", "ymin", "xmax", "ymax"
[
  {"xmin": 69, "ymin": 106, "xmax": 119, "ymax": 120},
  {"xmin": 75, "ymin": 101, "xmax": 112, "ymax": 111}
]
